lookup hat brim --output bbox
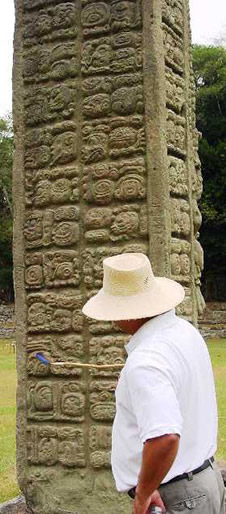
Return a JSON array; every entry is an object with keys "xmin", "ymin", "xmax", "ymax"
[{"xmin": 82, "ymin": 277, "xmax": 185, "ymax": 321}]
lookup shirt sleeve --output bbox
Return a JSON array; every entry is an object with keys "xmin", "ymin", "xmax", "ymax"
[{"xmin": 125, "ymin": 358, "xmax": 183, "ymax": 443}]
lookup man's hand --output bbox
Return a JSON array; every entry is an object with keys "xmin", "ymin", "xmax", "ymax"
[
  {"xmin": 133, "ymin": 434, "xmax": 179, "ymax": 513},
  {"xmin": 132, "ymin": 489, "xmax": 166, "ymax": 514}
]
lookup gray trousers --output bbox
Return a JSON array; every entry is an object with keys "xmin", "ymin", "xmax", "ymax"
[{"xmin": 159, "ymin": 462, "xmax": 225, "ymax": 513}]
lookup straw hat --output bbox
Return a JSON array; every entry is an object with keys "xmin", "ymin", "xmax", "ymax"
[{"xmin": 82, "ymin": 253, "xmax": 185, "ymax": 321}]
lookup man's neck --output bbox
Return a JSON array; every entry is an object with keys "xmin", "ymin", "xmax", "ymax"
[{"xmin": 114, "ymin": 318, "xmax": 152, "ymax": 335}]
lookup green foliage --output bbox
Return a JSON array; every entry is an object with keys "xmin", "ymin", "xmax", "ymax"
[
  {"xmin": 192, "ymin": 45, "xmax": 226, "ymax": 291},
  {"xmin": 0, "ymin": 116, "xmax": 14, "ymax": 301},
  {"xmin": 193, "ymin": 46, "xmax": 226, "ymax": 144},
  {"xmin": 0, "ymin": 116, "xmax": 13, "ymax": 209}
]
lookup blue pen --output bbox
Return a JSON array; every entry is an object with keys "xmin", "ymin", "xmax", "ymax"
[{"xmin": 35, "ymin": 353, "xmax": 50, "ymax": 365}]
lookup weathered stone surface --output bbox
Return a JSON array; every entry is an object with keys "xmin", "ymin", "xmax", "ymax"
[{"xmin": 13, "ymin": 0, "xmax": 204, "ymax": 512}]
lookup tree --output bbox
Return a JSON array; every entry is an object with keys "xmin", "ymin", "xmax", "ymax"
[
  {"xmin": 0, "ymin": 115, "xmax": 14, "ymax": 301},
  {"xmin": 192, "ymin": 45, "xmax": 226, "ymax": 300}
]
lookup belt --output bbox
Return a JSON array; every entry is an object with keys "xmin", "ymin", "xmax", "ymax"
[{"xmin": 128, "ymin": 457, "xmax": 214, "ymax": 499}]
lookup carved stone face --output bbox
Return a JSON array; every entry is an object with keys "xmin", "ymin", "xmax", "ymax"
[
  {"xmin": 112, "ymin": 87, "xmax": 137, "ymax": 115},
  {"xmin": 112, "ymin": 1, "xmax": 132, "ymax": 21},
  {"xmin": 82, "ymin": 3, "xmax": 110, "ymax": 27},
  {"xmin": 92, "ymin": 44, "xmax": 111, "ymax": 68},
  {"xmin": 113, "ymin": 31, "xmax": 134, "ymax": 47},
  {"xmin": 28, "ymin": 303, "xmax": 46, "ymax": 327},
  {"xmin": 50, "ymin": 61, "xmax": 68, "ymax": 80},
  {"xmin": 90, "ymin": 402, "xmax": 116, "ymax": 421},
  {"xmin": 38, "ymin": 438, "xmax": 57, "ymax": 465},
  {"xmin": 38, "ymin": 146, "xmax": 51, "ymax": 168},
  {"xmin": 92, "ymin": 180, "xmax": 114, "ymax": 204},
  {"xmin": 56, "ymin": 337, "xmax": 83, "ymax": 357},
  {"xmin": 34, "ymin": 384, "xmax": 53, "ymax": 411},
  {"xmin": 180, "ymin": 254, "xmax": 190, "ymax": 275},
  {"xmin": 49, "ymin": 85, "xmax": 71, "ymax": 111},
  {"xmin": 83, "ymin": 94, "xmax": 111, "ymax": 118},
  {"xmin": 52, "ymin": 222, "xmax": 79, "ymax": 246},
  {"xmin": 90, "ymin": 425, "xmax": 112, "ymax": 450},
  {"xmin": 170, "ymin": 253, "xmax": 181, "ymax": 275},
  {"xmin": 109, "ymin": 126, "xmax": 137, "ymax": 149},
  {"xmin": 36, "ymin": 13, "xmax": 51, "ymax": 35},
  {"xmin": 26, "ymin": 93, "xmax": 49, "ymax": 125},
  {"xmin": 194, "ymin": 240, "xmax": 204, "ymax": 270},
  {"xmin": 115, "ymin": 175, "xmax": 146, "ymax": 200},
  {"xmin": 97, "ymin": 346, "xmax": 123, "ymax": 365},
  {"xmin": 25, "ymin": 265, "xmax": 43, "ymax": 287},
  {"xmin": 52, "ymin": 132, "xmax": 77, "ymax": 165},
  {"xmin": 85, "ymin": 207, "xmax": 112, "ymax": 228},
  {"xmin": 54, "ymin": 262, "xmax": 74, "ymax": 280},
  {"xmin": 61, "ymin": 393, "xmax": 84, "ymax": 417},
  {"xmin": 58, "ymin": 441, "xmax": 78, "ymax": 466},
  {"xmin": 193, "ymin": 200, "xmax": 202, "ymax": 234},
  {"xmin": 51, "ymin": 308, "xmax": 71, "ymax": 331},
  {"xmin": 56, "ymin": 336, "xmax": 74, "ymax": 352},
  {"xmin": 25, "ymin": 149, "xmax": 36, "ymax": 169},
  {"xmin": 35, "ymin": 180, "xmax": 51, "ymax": 206},
  {"xmin": 24, "ymin": 215, "xmax": 43, "ymax": 242},
  {"xmin": 51, "ymin": 178, "xmax": 71, "ymax": 203},
  {"xmin": 181, "ymin": 212, "xmax": 190, "ymax": 236},
  {"xmin": 87, "ymin": 127, "xmax": 107, "ymax": 147},
  {"xmin": 112, "ymin": 48, "xmax": 138, "ymax": 74},
  {"xmin": 111, "ymin": 212, "xmax": 139, "ymax": 235},
  {"xmin": 54, "ymin": 4, "xmax": 76, "ymax": 29},
  {"xmin": 24, "ymin": 53, "xmax": 39, "ymax": 77}
]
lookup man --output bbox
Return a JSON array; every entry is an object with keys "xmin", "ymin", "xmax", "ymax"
[{"xmin": 83, "ymin": 253, "xmax": 225, "ymax": 513}]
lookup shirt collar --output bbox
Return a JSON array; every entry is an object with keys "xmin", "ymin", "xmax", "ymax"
[{"xmin": 125, "ymin": 309, "xmax": 176, "ymax": 355}]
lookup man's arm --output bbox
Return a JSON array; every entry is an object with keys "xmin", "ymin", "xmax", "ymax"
[{"xmin": 134, "ymin": 433, "xmax": 180, "ymax": 514}]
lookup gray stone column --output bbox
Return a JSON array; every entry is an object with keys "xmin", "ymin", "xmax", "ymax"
[{"xmin": 13, "ymin": 1, "xmax": 203, "ymax": 512}]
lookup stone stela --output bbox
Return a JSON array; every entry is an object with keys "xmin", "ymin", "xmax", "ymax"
[{"xmin": 13, "ymin": 1, "xmax": 204, "ymax": 512}]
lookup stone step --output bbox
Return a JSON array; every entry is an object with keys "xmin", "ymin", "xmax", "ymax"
[
  {"xmin": 199, "ymin": 320, "xmax": 226, "ymax": 327},
  {"xmin": 200, "ymin": 327, "xmax": 226, "ymax": 339},
  {"xmin": 201, "ymin": 310, "xmax": 226, "ymax": 315},
  {"xmin": 198, "ymin": 301, "xmax": 226, "ymax": 338},
  {"xmin": 204, "ymin": 302, "xmax": 226, "ymax": 311},
  {"xmin": 200, "ymin": 316, "xmax": 226, "ymax": 323}
]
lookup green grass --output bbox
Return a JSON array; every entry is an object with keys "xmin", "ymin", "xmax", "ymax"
[
  {"xmin": 0, "ymin": 340, "xmax": 20, "ymax": 503},
  {"xmin": 0, "ymin": 338, "xmax": 225, "ymax": 503},
  {"xmin": 207, "ymin": 339, "xmax": 226, "ymax": 466}
]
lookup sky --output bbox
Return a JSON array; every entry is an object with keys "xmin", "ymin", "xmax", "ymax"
[{"xmin": 0, "ymin": 0, "xmax": 226, "ymax": 118}]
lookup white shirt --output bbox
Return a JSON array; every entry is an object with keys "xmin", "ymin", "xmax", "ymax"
[{"xmin": 111, "ymin": 309, "xmax": 217, "ymax": 492}]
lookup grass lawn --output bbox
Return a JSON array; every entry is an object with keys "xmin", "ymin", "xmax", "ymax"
[
  {"xmin": 207, "ymin": 339, "xmax": 226, "ymax": 466},
  {"xmin": 0, "ymin": 340, "xmax": 20, "ymax": 503},
  {"xmin": 0, "ymin": 338, "xmax": 226, "ymax": 503}
]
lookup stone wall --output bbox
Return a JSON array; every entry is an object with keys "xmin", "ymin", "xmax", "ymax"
[
  {"xmin": 199, "ymin": 302, "xmax": 226, "ymax": 339},
  {"xmin": 13, "ymin": 1, "xmax": 203, "ymax": 512},
  {"xmin": 0, "ymin": 304, "xmax": 15, "ymax": 339}
]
